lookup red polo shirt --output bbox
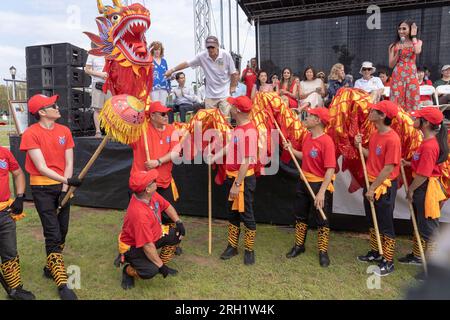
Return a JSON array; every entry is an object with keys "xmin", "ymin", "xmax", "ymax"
[
  {"xmin": 301, "ymin": 132, "xmax": 336, "ymax": 178},
  {"xmin": 366, "ymin": 129, "xmax": 401, "ymax": 180},
  {"xmin": 0, "ymin": 147, "xmax": 19, "ymax": 202},
  {"xmin": 120, "ymin": 192, "xmax": 170, "ymax": 248},
  {"xmin": 225, "ymin": 122, "xmax": 258, "ymax": 172}
]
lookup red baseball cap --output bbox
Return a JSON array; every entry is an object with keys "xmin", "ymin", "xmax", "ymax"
[
  {"xmin": 410, "ymin": 107, "xmax": 444, "ymax": 125},
  {"xmin": 129, "ymin": 170, "xmax": 159, "ymax": 193},
  {"xmin": 307, "ymin": 107, "xmax": 330, "ymax": 125},
  {"xmin": 148, "ymin": 101, "xmax": 171, "ymax": 114},
  {"xmin": 227, "ymin": 96, "xmax": 253, "ymax": 113},
  {"xmin": 28, "ymin": 94, "xmax": 59, "ymax": 114},
  {"xmin": 370, "ymin": 100, "xmax": 398, "ymax": 119}
]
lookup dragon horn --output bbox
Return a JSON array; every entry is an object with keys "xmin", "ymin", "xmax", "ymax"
[
  {"xmin": 97, "ymin": 0, "xmax": 106, "ymax": 13},
  {"xmin": 112, "ymin": 0, "xmax": 123, "ymax": 7}
]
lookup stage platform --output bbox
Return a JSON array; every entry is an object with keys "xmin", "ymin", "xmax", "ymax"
[{"xmin": 9, "ymin": 135, "xmax": 449, "ymax": 234}]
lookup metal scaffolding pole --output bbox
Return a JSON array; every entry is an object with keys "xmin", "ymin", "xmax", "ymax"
[{"xmin": 193, "ymin": 0, "xmax": 212, "ymax": 85}]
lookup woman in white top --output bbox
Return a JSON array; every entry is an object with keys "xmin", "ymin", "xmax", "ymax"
[
  {"xmin": 298, "ymin": 66, "xmax": 326, "ymax": 111},
  {"xmin": 251, "ymin": 70, "xmax": 273, "ymax": 100},
  {"xmin": 354, "ymin": 61, "xmax": 384, "ymax": 103}
]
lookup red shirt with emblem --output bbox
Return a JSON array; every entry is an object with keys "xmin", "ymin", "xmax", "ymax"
[
  {"xmin": 0, "ymin": 146, "xmax": 20, "ymax": 202},
  {"xmin": 242, "ymin": 67, "xmax": 258, "ymax": 98},
  {"xmin": 366, "ymin": 129, "xmax": 401, "ymax": 180},
  {"xmin": 301, "ymin": 132, "xmax": 336, "ymax": 178},
  {"xmin": 19, "ymin": 123, "xmax": 75, "ymax": 176},
  {"xmin": 120, "ymin": 192, "xmax": 171, "ymax": 248},
  {"xmin": 411, "ymin": 137, "xmax": 441, "ymax": 177},
  {"xmin": 225, "ymin": 122, "xmax": 258, "ymax": 172},
  {"xmin": 130, "ymin": 123, "xmax": 177, "ymax": 188}
]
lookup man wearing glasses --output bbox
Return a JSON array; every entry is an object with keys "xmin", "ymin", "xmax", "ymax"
[
  {"xmin": 164, "ymin": 36, "xmax": 238, "ymax": 121},
  {"xmin": 19, "ymin": 94, "xmax": 83, "ymax": 300},
  {"xmin": 130, "ymin": 101, "xmax": 183, "ymax": 260}
]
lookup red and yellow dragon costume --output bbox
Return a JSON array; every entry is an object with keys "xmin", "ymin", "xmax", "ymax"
[{"xmin": 84, "ymin": 0, "xmax": 153, "ymax": 102}]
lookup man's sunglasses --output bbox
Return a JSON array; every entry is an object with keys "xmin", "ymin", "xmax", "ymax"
[
  {"xmin": 42, "ymin": 104, "xmax": 59, "ymax": 110},
  {"xmin": 207, "ymin": 46, "xmax": 215, "ymax": 49},
  {"xmin": 157, "ymin": 112, "xmax": 168, "ymax": 117},
  {"xmin": 362, "ymin": 68, "xmax": 372, "ymax": 71}
]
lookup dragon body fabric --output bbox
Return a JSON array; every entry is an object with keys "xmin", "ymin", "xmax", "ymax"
[{"xmin": 84, "ymin": 0, "xmax": 153, "ymax": 102}]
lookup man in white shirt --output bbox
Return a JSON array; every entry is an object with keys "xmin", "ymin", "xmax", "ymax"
[
  {"xmin": 171, "ymin": 72, "xmax": 200, "ymax": 122},
  {"xmin": 354, "ymin": 61, "xmax": 384, "ymax": 103},
  {"xmin": 84, "ymin": 53, "xmax": 111, "ymax": 137},
  {"xmin": 165, "ymin": 36, "xmax": 238, "ymax": 121}
]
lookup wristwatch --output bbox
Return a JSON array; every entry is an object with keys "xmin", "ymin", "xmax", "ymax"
[
  {"xmin": 157, "ymin": 159, "xmax": 162, "ymax": 167},
  {"xmin": 234, "ymin": 181, "xmax": 242, "ymax": 187},
  {"xmin": 16, "ymin": 194, "xmax": 25, "ymax": 198}
]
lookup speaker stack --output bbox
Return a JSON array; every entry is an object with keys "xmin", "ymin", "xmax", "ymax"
[{"xmin": 26, "ymin": 43, "xmax": 94, "ymax": 136}]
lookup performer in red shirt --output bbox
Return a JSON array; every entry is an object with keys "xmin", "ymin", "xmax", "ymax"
[
  {"xmin": 19, "ymin": 94, "xmax": 82, "ymax": 300},
  {"xmin": 118, "ymin": 170, "xmax": 185, "ymax": 290},
  {"xmin": 0, "ymin": 146, "xmax": 35, "ymax": 300},
  {"xmin": 283, "ymin": 108, "xmax": 336, "ymax": 267},
  {"xmin": 130, "ymin": 101, "xmax": 183, "ymax": 258},
  {"xmin": 399, "ymin": 107, "xmax": 448, "ymax": 265},
  {"xmin": 241, "ymin": 58, "xmax": 258, "ymax": 99},
  {"xmin": 355, "ymin": 100, "xmax": 401, "ymax": 276},
  {"xmin": 212, "ymin": 96, "xmax": 258, "ymax": 265}
]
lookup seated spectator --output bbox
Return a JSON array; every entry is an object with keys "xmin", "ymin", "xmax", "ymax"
[
  {"xmin": 279, "ymin": 67, "xmax": 299, "ymax": 108},
  {"xmin": 327, "ymin": 63, "xmax": 352, "ymax": 105},
  {"xmin": 298, "ymin": 66, "xmax": 326, "ymax": 111},
  {"xmin": 171, "ymin": 72, "xmax": 201, "ymax": 122},
  {"xmin": 417, "ymin": 66, "xmax": 433, "ymax": 106},
  {"xmin": 378, "ymin": 68, "xmax": 391, "ymax": 87},
  {"xmin": 354, "ymin": 61, "xmax": 384, "ymax": 102},
  {"xmin": 424, "ymin": 66, "xmax": 431, "ymax": 82},
  {"xmin": 230, "ymin": 72, "xmax": 247, "ymax": 98},
  {"xmin": 271, "ymin": 74, "xmax": 280, "ymax": 93},
  {"xmin": 251, "ymin": 70, "xmax": 273, "ymax": 100},
  {"xmin": 434, "ymin": 65, "xmax": 450, "ymax": 106}
]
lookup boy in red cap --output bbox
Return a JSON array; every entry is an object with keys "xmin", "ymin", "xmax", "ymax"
[
  {"xmin": 283, "ymin": 108, "xmax": 336, "ymax": 267},
  {"xmin": 19, "ymin": 94, "xmax": 83, "ymax": 300},
  {"xmin": 399, "ymin": 107, "xmax": 448, "ymax": 267},
  {"xmin": 355, "ymin": 100, "xmax": 401, "ymax": 276},
  {"xmin": 213, "ymin": 96, "xmax": 258, "ymax": 265},
  {"xmin": 0, "ymin": 146, "xmax": 35, "ymax": 300},
  {"xmin": 119, "ymin": 170, "xmax": 186, "ymax": 290},
  {"xmin": 130, "ymin": 100, "xmax": 183, "ymax": 259}
]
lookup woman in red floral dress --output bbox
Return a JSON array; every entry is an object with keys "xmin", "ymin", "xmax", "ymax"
[{"xmin": 388, "ymin": 20, "xmax": 423, "ymax": 112}]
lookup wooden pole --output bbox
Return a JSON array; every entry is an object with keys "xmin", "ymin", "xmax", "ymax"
[
  {"xmin": 142, "ymin": 126, "xmax": 150, "ymax": 162},
  {"xmin": 400, "ymin": 162, "xmax": 428, "ymax": 276},
  {"xmin": 358, "ymin": 142, "xmax": 384, "ymax": 255},
  {"xmin": 208, "ymin": 155, "xmax": 212, "ymax": 255},
  {"xmin": 57, "ymin": 136, "xmax": 109, "ymax": 213}
]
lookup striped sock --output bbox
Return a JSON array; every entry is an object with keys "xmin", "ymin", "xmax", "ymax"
[{"xmin": 295, "ymin": 222, "xmax": 308, "ymax": 247}]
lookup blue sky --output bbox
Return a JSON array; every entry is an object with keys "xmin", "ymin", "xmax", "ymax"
[{"xmin": 1, "ymin": 0, "xmax": 255, "ymax": 84}]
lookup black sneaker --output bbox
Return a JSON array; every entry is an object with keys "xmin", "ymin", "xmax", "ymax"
[
  {"xmin": 398, "ymin": 253, "xmax": 422, "ymax": 265},
  {"xmin": 121, "ymin": 265, "xmax": 135, "ymax": 290},
  {"xmin": 286, "ymin": 245, "xmax": 305, "ymax": 259},
  {"xmin": 167, "ymin": 266, "xmax": 178, "ymax": 276},
  {"xmin": 244, "ymin": 250, "xmax": 255, "ymax": 265},
  {"xmin": 175, "ymin": 247, "xmax": 183, "ymax": 256},
  {"xmin": 374, "ymin": 259, "xmax": 395, "ymax": 276},
  {"xmin": 220, "ymin": 245, "xmax": 238, "ymax": 260},
  {"xmin": 319, "ymin": 252, "xmax": 330, "ymax": 267},
  {"xmin": 43, "ymin": 266, "xmax": 52, "ymax": 279},
  {"xmin": 357, "ymin": 250, "xmax": 382, "ymax": 263},
  {"xmin": 58, "ymin": 285, "xmax": 78, "ymax": 300},
  {"xmin": 8, "ymin": 286, "xmax": 36, "ymax": 300}
]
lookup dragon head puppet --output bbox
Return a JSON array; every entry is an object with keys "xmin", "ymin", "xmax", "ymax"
[{"xmin": 84, "ymin": 0, "xmax": 153, "ymax": 101}]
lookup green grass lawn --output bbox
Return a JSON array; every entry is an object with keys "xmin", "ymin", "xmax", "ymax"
[
  {"xmin": 0, "ymin": 124, "xmax": 12, "ymax": 147},
  {"xmin": 0, "ymin": 203, "xmax": 423, "ymax": 300}
]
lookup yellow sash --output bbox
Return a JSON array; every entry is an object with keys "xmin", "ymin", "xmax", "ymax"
[
  {"xmin": 0, "ymin": 199, "xmax": 26, "ymax": 222},
  {"xmin": 424, "ymin": 177, "xmax": 446, "ymax": 219},
  {"xmin": 171, "ymin": 179, "xmax": 179, "ymax": 202},
  {"xmin": 368, "ymin": 175, "xmax": 392, "ymax": 200},
  {"xmin": 226, "ymin": 169, "xmax": 255, "ymax": 213},
  {"xmin": 30, "ymin": 175, "xmax": 60, "ymax": 186},
  {"xmin": 303, "ymin": 172, "xmax": 335, "ymax": 193},
  {"xmin": 118, "ymin": 233, "xmax": 130, "ymax": 254}
]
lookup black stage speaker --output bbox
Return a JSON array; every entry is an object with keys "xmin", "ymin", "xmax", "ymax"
[{"xmin": 26, "ymin": 43, "xmax": 94, "ymax": 136}]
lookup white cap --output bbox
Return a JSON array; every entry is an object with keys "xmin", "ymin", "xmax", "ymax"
[
  {"xmin": 442, "ymin": 65, "xmax": 450, "ymax": 72},
  {"xmin": 359, "ymin": 61, "xmax": 376, "ymax": 75}
]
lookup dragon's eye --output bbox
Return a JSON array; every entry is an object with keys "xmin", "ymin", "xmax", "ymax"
[{"xmin": 111, "ymin": 14, "xmax": 121, "ymax": 23}]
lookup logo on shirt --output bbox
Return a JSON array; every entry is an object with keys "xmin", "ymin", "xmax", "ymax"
[
  {"xmin": 413, "ymin": 152, "xmax": 420, "ymax": 161},
  {"xmin": 0, "ymin": 159, "xmax": 7, "ymax": 170},
  {"xmin": 309, "ymin": 147, "xmax": 319, "ymax": 159},
  {"xmin": 375, "ymin": 145, "xmax": 382, "ymax": 156},
  {"xmin": 58, "ymin": 136, "xmax": 66, "ymax": 145}
]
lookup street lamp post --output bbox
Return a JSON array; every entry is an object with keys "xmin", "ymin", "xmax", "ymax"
[{"xmin": 9, "ymin": 66, "xmax": 17, "ymax": 100}]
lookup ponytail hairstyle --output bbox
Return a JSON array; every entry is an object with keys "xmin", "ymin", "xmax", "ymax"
[{"xmin": 420, "ymin": 118, "xmax": 449, "ymax": 164}]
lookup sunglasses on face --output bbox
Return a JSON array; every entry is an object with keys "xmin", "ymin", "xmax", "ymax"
[
  {"xmin": 43, "ymin": 104, "xmax": 59, "ymax": 110},
  {"xmin": 157, "ymin": 112, "xmax": 168, "ymax": 117},
  {"xmin": 207, "ymin": 46, "xmax": 215, "ymax": 49},
  {"xmin": 362, "ymin": 68, "xmax": 372, "ymax": 71}
]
